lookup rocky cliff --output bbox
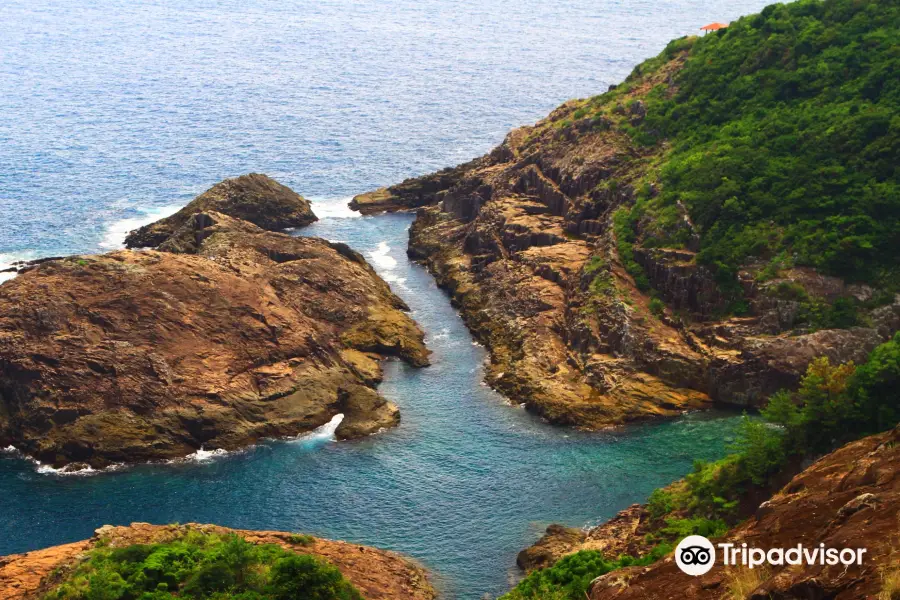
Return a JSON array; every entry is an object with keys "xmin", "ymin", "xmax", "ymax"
[
  {"xmin": 0, "ymin": 180, "xmax": 429, "ymax": 469},
  {"xmin": 0, "ymin": 523, "xmax": 435, "ymax": 600},
  {"xmin": 584, "ymin": 425, "xmax": 900, "ymax": 600},
  {"xmin": 351, "ymin": 40, "xmax": 899, "ymax": 428}
]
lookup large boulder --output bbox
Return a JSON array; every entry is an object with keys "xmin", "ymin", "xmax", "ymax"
[
  {"xmin": 124, "ymin": 173, "xmax": 317, "ymax": 248},
  {"xmin": 0, "ymin": 212, "xmax": 428, "ymax": 468}
]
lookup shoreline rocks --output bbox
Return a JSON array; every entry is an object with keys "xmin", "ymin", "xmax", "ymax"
[
  {"xmin": 0, "ymin": 522, "xmax": 436, "ymax": 600},
  {"xmin": 512, "ymin": 425, "xmax": 900, "ymax": 599},
  {"xmin": 0, "ymin": 180, "xmax": 429, "ymax": 469},
  {"xmin": 587, "ymin": 425, "xmax": 900, "ymax": 600}
]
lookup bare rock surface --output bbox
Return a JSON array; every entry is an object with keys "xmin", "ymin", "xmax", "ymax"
[
  {"xmin": 124, "ymin": 173, "xmax": 317, "ymax": 248},
  {"xmin": 0, "ymin": 206, "xmax": 428, "ymax": 468}
]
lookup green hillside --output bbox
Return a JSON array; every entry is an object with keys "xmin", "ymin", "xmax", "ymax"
[{"xmin": 589, "ymin": 0, "xmax": 899, "ymax": 287}]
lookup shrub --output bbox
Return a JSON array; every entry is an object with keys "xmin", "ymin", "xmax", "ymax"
[
  {"xmin": 43, "ymin": 530, "xmax": 361, "ymax": 600},
  {"xmin": 646, "ymin": 488, "xmax": 675, "ymax": 520},
  {"xmin": 501, "ymin": 547, "xmax": 669, "ymax": 600},
  {"xmin": 728, "ymin": 417, "xmax": 787, "ymax": 485},
  {"xmin": 287, "ymin": 534, "xmax": 315, "ymax": 547},
  {"xmin": 658, "ymin": 517, "xmax": 728, "ymax": 540},
  {"xmin": 268, "ymin": 555, "xmax": 361, "ymax": 600},
  {"xmin": 848, "ymin": 332, "xmax": 900, "ymax": 435}
]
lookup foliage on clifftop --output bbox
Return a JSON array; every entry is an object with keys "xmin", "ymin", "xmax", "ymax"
[
  {"xmin": 43, "ymin": 531, "xmax": 361, "ymax": 600},
  {"xmin": 649, "ymin": 0, "xmax": 897, "ymax": 282},
  {"xmin": 560, "ymin": 0, "xmax": 899, "ymax": 287}
]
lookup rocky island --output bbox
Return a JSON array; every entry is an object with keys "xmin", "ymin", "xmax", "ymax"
[{"xmin": 0, "ymin": 174, "xmax": 429, "ymax": 469}]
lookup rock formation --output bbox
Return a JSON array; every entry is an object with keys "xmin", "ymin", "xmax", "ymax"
[
  {"xmin": 584, "ymin": 425, "xmax": 900, "ymax": 600},
  {"xmin": 0, "ymin": 523, "xmax": 435, "ymax": 600},
  {"xmin": 124, "ymin": 173, "xmax": 317, "ymax": 248},
  {"xmin": 0, "ymin": 197, "xmax": 429, "ymax": 469},
  {"xmin": 352, "ymin": 48, "xmax": 900, "ymax": 428}
]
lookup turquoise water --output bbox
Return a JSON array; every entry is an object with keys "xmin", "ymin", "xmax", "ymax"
[
  {"xmin": 0, "ymin": 209, "xmax": 747, "ymax": 597},
  {"xmin": 0, "ymin": 0, "xmax": 773, "ymax": 597}
]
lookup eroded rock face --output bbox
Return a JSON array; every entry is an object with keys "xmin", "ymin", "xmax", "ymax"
[
  {"xmin": 124, "ymin": 173, "xmax": 317, "ymax": 248},
  {"xmin": 352, "ymin": 48, "xmax": 899, "ymax": 427},
  {"xmin": 0, "ymin": 211, "xmax": 428, "ymax": 468},
  {"xmin": 588, "ymin": 426, "xmax": 900, "ymax": 600},
  {"xmin": 0, "ymin": 523, "xmax": 436, "ymax": 600}
]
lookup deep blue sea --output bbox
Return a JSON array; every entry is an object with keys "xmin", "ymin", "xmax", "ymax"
[{"xmin": 0, "ymin": 0, "xmax": 772, "ymax": 597}]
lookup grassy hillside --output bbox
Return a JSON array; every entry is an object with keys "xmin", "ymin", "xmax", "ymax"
[{"xmin": 561, "ymin": 0, "xmax": 899, "ymax": 288}]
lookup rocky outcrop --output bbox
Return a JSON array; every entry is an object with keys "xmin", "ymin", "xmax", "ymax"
[
  {"xmin": 517, "ymin": 505, "xmax": 656, "ymax": 575},
  {"xmin": 517, "ymin": 524, "xmax": 587, "ymax": 572},
  {"xmin": 348, "ymin": 158, "xmax": 485, "ymax": 215},
  {"xmin": 124, "ymin": 173, "xmax": 317, "ymax": 248},
  {"xmin": 588, "ymin": 425, "xmax": 900, "ymax": 600},
  {"xmin": 352, "ymin": 45, "xmax": 900, "ymax": 428},
  {"xmin": 0, "ymin": 522, "xmax": 436, "ymax": 600},
  {"xmin": 0, "ymin": 209, "xmax": 429, "ymax": 469}
]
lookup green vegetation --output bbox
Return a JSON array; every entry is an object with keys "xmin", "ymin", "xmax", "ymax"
[
  {"xmin": 501, "ymin": 545, "xmax": 673, "ymax": 600},
  {"xmin": 574, "ymin": 0, "xmax": 898, "ymax": 304},
  {"xmin": 638, "ymin": 0, "xmax": 899, "ymax": 285},
  {"xmin": 764, "ymin": 332, "xmax": 900, "ymax": 453},
  {"xmin": 612, "ymin": 206, "xmax": 650, "ymax": 291},
  {"xmin": 663, "ymin": 332, "xmax": 900, "ymax": 521},
  {"xmin": 504, "ymin": 332, "xmax": 900, "ymax": 599},
  {"xmin": 44, "ymin": 530, "xmax": 361, "ymax": 600},
  {"xmin": 287, "ymin": 534, "xmax": 315, "ymax": 547}
]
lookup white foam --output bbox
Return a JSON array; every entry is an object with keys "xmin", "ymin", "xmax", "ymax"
[
  {"xmin": 308, "ymin": 197, "xmax": 362, "ymax": 220},
  {"xmin": 99, "ymin": 204, "xmax": 183, "ymax": 250},
  {"xmin": 182, "ymin": 446, "xmax": 230, "ymax": 462},
  {"xmin": 428, "ymin": 327, "xmax": 451, "ymax": 342},
  {"xmin": 0, "ymin": 250, "xmax": 37, "ymax": 284},
  {"xmin": 367, "ymin": 241, "xmax": 397, "ymax": 270},
  {"xmin": 0, "ymin": 445, "xmax": 121, "ymax": 476},
  {"xmin": 289, "ymin": 413, "xmax": 344, "ymax": 443}
]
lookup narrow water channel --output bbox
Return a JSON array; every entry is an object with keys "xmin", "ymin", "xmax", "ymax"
[{"xmin": 1, "ymin": 202, "xmax": 746, "ymax": 599}]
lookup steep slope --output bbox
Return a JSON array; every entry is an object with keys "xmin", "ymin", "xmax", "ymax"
[
  {"xmin": 0, "ymin": 209, "xmax": 429, "ymax": 469},
  {"xmin": 587, "ymin": 424, "xmax": 900, "ymax": 600},
  {"xmin": 352, "ymin": 0, "xmax": 900, "ymax": 427},
  {"xmin": 0, "ymin": 523, "xmax": 435, "ymax": 600}
]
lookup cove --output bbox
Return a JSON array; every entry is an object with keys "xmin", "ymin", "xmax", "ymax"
[{"xmin": 0, "ymin": 203, "xmax": 746, "ymax": 599}]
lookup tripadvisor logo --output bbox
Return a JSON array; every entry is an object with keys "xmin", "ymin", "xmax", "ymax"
[
  {"xmin": 675, "ymin": 535, "xmax": 716, "ymax": 576},
  {"xmin": 675, "ymin": 536, "xmax": 867, "ymax": 576}
]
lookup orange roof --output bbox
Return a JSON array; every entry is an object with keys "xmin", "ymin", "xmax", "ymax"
[{"xmin": 700, "ymin": 22, "xmax": 729, "ymax": 31}]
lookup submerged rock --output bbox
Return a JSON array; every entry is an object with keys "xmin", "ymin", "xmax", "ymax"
[
  {"xmin": 124, "ymin": 173, "xmax": 317, "ymax": 248},
  {"xmin": 0, "ymin": 522, "xmax": 436, "ymax": 600},
  {"xmin": 0, "ymin": 208, "xmax": 428, "ymax": 468}
]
